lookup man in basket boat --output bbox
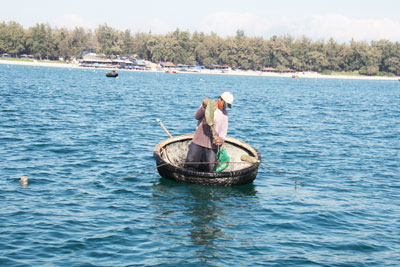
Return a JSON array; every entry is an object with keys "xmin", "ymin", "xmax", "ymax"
[{"xmin": 184, "ymin": 92, "xmax": 234, "ymax": 172}]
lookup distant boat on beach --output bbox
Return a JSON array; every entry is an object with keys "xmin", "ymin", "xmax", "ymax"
[
  {"xmin": 106, "ymin": 70, "xmax": 118, "ymax": 77},
  {"xmin": 165, "ymin": 69, "xmax": 178, "ymax": 74}
]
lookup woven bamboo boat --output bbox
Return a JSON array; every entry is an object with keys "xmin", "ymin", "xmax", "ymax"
[
  {"xmin": 153, "ymin": 134, "xmax": 261, "ymax": 186},
  {"xmin": 106, "ymin": 71, "xmax": 118, "ymax": 77}
]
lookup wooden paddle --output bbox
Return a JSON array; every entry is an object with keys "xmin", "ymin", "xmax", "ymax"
[{"xmin": 157, "ymin": 119, "xmax": 173, "ymax": 138}]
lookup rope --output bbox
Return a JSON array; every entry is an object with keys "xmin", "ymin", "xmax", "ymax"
[
  {"xmin": 260, "ymin": 163, "xmax": 304, "ymax": 186},
  {"xmin": 114, "ymin": 163, "xmax": 169, "ymax": 182},
  {"xmin": 183, "ymin": 161, "xmax": 305, "ymax": 186}
]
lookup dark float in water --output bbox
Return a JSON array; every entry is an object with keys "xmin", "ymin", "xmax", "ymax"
[{"xmin": 106, "ymin": 70, "xmax": 118, "ymax": 77}]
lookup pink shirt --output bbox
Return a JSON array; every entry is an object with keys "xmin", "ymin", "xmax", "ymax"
[{"xmin": 192, "ymin": 105, "xmax": 229, "ymax": 149}]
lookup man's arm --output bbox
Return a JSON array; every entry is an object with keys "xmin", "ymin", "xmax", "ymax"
[{"xmin": 194, "ymin": 104, "xmax": 205, "ymax": 120}]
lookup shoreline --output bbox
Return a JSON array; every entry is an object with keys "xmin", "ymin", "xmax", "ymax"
[{"xmin": 1, "ymin": 59, "xmax": 399, "ymax": 81}]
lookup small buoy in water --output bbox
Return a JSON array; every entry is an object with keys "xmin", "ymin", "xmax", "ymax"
[{"xmin": 20, "ymin": 175, "xmax": 28, "ymax": 186}]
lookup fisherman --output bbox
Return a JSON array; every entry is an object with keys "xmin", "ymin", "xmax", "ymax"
[{"xmin": 184, "ymin": 92, "xmax": 234, "ymax": 172}]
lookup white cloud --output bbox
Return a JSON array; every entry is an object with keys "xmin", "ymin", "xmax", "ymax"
[
  {"xmin": 194, "ymin": 12, "xmax": 400, "ymax": 42},
  {"xmin": 53, "ymin": 11, "xmax": 400, "ymax": 42},
  {"xmin": 142, "ymin": 19, "xmax": 173, "ymax": 34},
  {"xmin": 53, "ymin": 14, "xmax": 96, "ymax": 29},
  {"xmin": 198, "ymin": 12, "xmax": 272, "ymax": 37},
  {"xmin": 288, "ymin": 14, "xmax": 400, "ymax": 42}
]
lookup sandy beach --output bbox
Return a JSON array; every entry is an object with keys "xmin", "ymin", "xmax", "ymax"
[{"xmin": 1, "ymin": 59, "xmax": 399, "ymax": 81}]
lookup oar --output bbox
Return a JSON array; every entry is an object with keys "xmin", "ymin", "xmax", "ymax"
[{"xmin": 157, "ymin": 119, "xmax": 173, "ymax": 138}]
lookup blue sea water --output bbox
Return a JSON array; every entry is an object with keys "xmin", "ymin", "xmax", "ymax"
[{"xmin": 0, "ymin": 64, "xmax": 399, "ymax": 266}]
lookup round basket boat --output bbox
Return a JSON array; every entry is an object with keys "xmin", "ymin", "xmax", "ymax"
[
  {"xmin": 106, "ymin": 71, "xmax": 118, "ymax": 77},
  {"xmin": 153, "ymin": 134, "xmax": 261, "ymax": 186}
]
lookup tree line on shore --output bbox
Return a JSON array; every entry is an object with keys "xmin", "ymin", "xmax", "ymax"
[{"xmin": 1, "ymin": 21, "xmax": 400, "ymax": 76}]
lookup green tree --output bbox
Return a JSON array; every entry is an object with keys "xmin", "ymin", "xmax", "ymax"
[
  {"xmin": 305, "ymin": 41, "xmax": 328, "ymax": 72},
  {"xmin": 235, "ymin": 30, "xmax": 253, "ymax": 70},
  {"xmin": 344, "ymin": 40, "xmax": 380, "ymax": 72},
  {"xmin": 248, "ymin": 37, "xmax": 269, "ymax": 70},
  {"xmin": 383, "ymin": 57, "xmax": 400, "ymax": 75},
  {"xmin": 372, "ymin": 40, "xmax": 400, "ymax": 75},
  {"xmin": 27, "ymin": 23, "xmax": 48, "ymax": 60},
  {"xmin": 267, "ymin": 35, "xmax": 292, "ymax": 69},
  {"xmin": 120, "ymin": 29, "xmax": 134, "ymax": 56},
  {"xmin": 0, "ymin": 21, "xmax": 26, "ymax": 56},
  {"xmin": 132, "ymin": 32, "xmax": 151, "ymax": 59},
  {"xmin": 70, "ymin": 27, "xmax": 89, "ymax": 58},
  {"xmin": 146, "ymin": 34, "xmax": 165, "ymax": 62},
  {"xmin": 306, "ymin": 51, "xmax": 328, "ymax": 72},
  {"xmin": 195, "ymin": 32, "xmax": 222, "ymax": 67},
  {"xmin": 54, "ymin": 27, "xmax": 71, "ymax": 60},
  {"xmin": 291, "ymin": 36, "xmax": 312, "ymax": 70},
  {"xmin": 2, "ymin": 20, "xmax": 400, "ymax": 75},
  {"xmin": 324, "ymin": 38, "xmax": 343, "ymax": 71},
  {"xmin": 95, "ymin": 24, "xmax": 121, "ymax": 56},
  {"xmin": 359, "ymin": 65, "xmax": 379, "ymax": 76}
]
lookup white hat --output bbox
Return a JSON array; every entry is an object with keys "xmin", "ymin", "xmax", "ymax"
[{"xmin": 221, "ymin": 92, "xmax": 234, "ymax": 108}]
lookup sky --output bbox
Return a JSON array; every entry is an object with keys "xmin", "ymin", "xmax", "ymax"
[{"xmin": 2, "ymin": 0, "xmax": 400, "ymax": 43}]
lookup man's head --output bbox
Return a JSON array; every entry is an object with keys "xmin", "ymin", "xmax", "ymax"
[{"xmin": 220, "ymin": 92, "xmax": 234, "ymax": 109}]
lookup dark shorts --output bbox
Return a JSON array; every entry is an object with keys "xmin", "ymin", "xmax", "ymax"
[{"xmin": 184, "ymin": 142, "xmax": 218, "ymax": 172}]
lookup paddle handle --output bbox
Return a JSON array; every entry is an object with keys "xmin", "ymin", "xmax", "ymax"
[
  {"xmin": 157, "ymin": 119, "xmax": 173, "ymax": 138},
  {"xmin": 240, "ymin": 154, "xmax": 259, "ymax": 164}
]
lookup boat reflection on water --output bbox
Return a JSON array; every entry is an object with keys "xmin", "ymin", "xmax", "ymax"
[
  {"xmin": 185, "ymin": 183, "xmax": 257, "ymax": 246},
  {"xmin": 151, "ymin": 179, "xmax": 258, "ymax": 260}
]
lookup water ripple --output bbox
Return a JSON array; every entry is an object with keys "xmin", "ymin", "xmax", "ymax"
[{"xmin": 1, "ymin": 65, "xmax": 399, "ymax": 266}]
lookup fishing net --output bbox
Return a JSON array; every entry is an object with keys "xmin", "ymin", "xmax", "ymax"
[{"xmin": 216, "ymin": 146, "xmax": 230, "ymax": 172}]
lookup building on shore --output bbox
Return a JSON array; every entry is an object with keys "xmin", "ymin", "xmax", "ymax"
[
  {"xmin": 79, "ymin": 55, "xmax": 149, "ymax": 70},
  {"xmin": 20, "ymin": 54, "xmax": 35, "ymax": 60},
  {"xmin": 262, "ymin": 67, "xmax": 296, "ymax": 73},
  {"xmin": 160, "ymin": 62, "xmax": 176, "ymax": 68}
]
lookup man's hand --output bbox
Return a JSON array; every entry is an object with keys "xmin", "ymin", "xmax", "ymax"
[
  {"xmin": 213, "ymin": 136, "xmax": 223, "ymax": 146},
  {"xmin": 202, "ymin": 98, "xmax": 208, "ymax": 108}
]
